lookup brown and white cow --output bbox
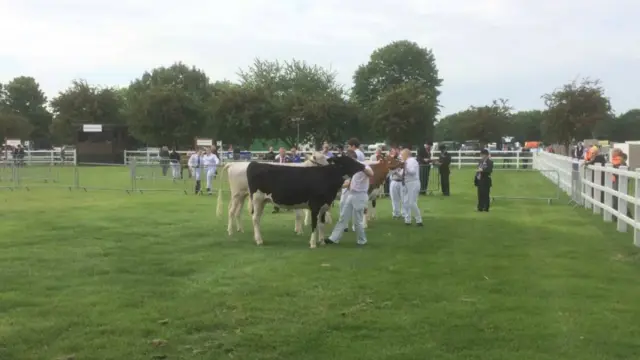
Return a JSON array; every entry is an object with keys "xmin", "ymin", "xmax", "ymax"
[{"xmin": 216, "ymin": 153, "xmax": 330, "ymax": 236}]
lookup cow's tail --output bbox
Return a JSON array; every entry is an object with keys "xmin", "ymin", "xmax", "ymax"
[{"xmin": 216, "ymin": 163, "xmax": 230, "ymax": 217}]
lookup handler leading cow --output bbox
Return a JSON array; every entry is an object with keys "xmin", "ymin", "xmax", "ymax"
[
  {"xmin": 216, "ymin": 153, "xmax": 330, "ymax": 236},
  {"xmin": 247, "ymin": 155, "xmax": 365, "ymax": 248}
]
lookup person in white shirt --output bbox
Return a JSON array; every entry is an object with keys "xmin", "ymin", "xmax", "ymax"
[
  {"xmin": 188, "ymin": 149, "xmax": 204, "ymax": 194},
  {"xmin": 325, "ymin": 150, "xmax": 375, "ymax": 246},
  {"xmin": 400, "ymin": 149, "xmax": 423, "ymax": 226},
  {"xmin": 389, "ymin": 149, "xmax": 405, "ymax": 219},
  {"xmin": 369, "ymin": 147, "xmax": 383, "ymax": 162},
  {"xmin": 347, "ymin": 138, "xmax": 366, "ymax": 162},
  {"xmin": 202, "ymin": 146, "xmax": 220, "ymax": 195}
]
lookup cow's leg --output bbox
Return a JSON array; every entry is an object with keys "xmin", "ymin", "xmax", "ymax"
[
  {"xmin": 227, "ymin": 193, "xmax": 238, "ymax": 236},
  {"xmin": 303, "ymin": 209, "xmax": 310, "ymax": 226},
  {"xmin": 308, "ymin": 206, "xmax": 321, "ymax": 249},
  {"xmin": 317, "ymin": 204, "xmax": 330, "ymax": 244},
  {"xmin": 325, "ymin": 211, "xmax": 333, "ymax": 225},
  {"xmin": 251, "ymin": 193, "xmax": 267, "ymax": 245},
  {"xmin": 294, "ymin": 210, "xmax": 304, "ymax": 235},
  {"xmin": 371, "ymin": 198, "xmax": 377, "ymax": 220},
  {"xmin": 363, "ymin": 202, "xmax": 369, "ymax": 229},
  {"xmin": 234, "ymin": 193, "xmax": 247, "ymax": 233}
]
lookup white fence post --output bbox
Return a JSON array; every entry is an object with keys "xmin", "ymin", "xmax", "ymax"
[
  {"xmin": 635, "ymin": 169, "xmax": 640, "ymax": 247},
  {"xmin": 617, "ymin": 166, "xmax": 629, "ymax": 233},
  {"xmin": 604, "ymin": 164, "xmax": 613, "ymax": 222},
  {"xmin": 584, "ymin": 167, "xmax": 592, "ymax": 210},
  {"xmin": 457, "ymin": 150, "xmax": 462, "ymax": 169},
  {"xmin": 516, "ymin": 152, "xmax": 520, "ymax": 169}
]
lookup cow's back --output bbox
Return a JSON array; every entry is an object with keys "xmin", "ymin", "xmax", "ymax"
[{"xmin": 247, "ymin": 162, "xmax": 342, "ymax": 205}]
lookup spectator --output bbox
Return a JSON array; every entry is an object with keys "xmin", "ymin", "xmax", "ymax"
[
  {"xmin": 290, "ymin": 146, "xmax": 302, "ymax": 163},
  {"xmin": 264, "ymin": 146, "xmax": 276, "ymax": 161},
  {"xmin": 159, "ymin": 146, "xmax": 170, "ymax": 176}
]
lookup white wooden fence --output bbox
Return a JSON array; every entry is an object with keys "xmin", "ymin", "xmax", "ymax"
[
  {"xmin": 1, "ymin": 149, "xmax": 77, "ymax": 165},
  {"xmin": 123, "ymin": 149, "xmax": 532, "ymax": 168},
  {"xmin": 533, "ymin": 151, "xmax": 640, "ymax": 246}
]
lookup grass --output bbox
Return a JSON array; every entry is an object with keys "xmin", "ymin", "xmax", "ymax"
[{"xmin": 2, "ymin": 166, "xmax": 640, "ymax": 360}]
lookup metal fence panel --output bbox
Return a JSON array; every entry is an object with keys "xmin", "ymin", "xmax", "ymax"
[{"xmin": 490, "ymin": 169, "xmax": 561, "ymax": 205}]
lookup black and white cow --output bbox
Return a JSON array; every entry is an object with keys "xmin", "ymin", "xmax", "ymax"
[{"xmin": 246, "ymin": 155, "xmax": 365, "ymax": 248}]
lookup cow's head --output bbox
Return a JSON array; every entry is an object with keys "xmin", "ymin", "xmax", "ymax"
[
  {"xmin": 327, "ymin": 153, "xmax": 365, "ymax": 177},
  {"xmin": 384, "ymin": 155, "xmax": 403, "ymax": 170},
  {"xmin": 305, "ymin": 152, "xmax": 330, "ymax": 166}
]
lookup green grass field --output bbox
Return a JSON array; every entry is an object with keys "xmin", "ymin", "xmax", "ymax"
[{"xmin": 2, "ymin": 166, "xmax": 640, "ymax": 360}]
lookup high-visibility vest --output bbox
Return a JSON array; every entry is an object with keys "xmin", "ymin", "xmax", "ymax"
[{"xmin": 584, "ymin": 147, "xmax": 597, "ymax": 161}]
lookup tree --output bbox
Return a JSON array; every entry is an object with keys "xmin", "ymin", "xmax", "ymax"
[
  {"xmin": 609, "ymin": 109, "xmax": 640, "ymax": 142},
  {"xmin": 352, "ymin": 40, "xmax": 442, "ymax": 143},
  {"xmin": 127, "ymin": 62, "xmax": 216, "ymax": 147},
  {"xmin": 0, "ymin": 112, "xmax": 32, "ymax": 143},
  {"xmin": 214, "ymin": 83, "xmax": 275, "ymax": 149},
  {"xmin": 0, "ymin": 76, "xmax": 52, "ymax": 147},
  {"xmin": 541, "ymin": 78, "xmax": 612, "ymax": 146},
  {"xmin": 434, "ymin": 112, "xmax": 468, "ymax": 141},
  {"xmin": 370, "ymin": 81, "xmax": 438, "ymax": 146},
  {"xmin": 509, "ymin": 110, "xmax": 544, "ymax": 143},
  {"xmin": 237, "ymin": 59, "xmax": 350, "ymax": 147},
  {"xmin": 50, "ymin": 80, "xmax": 126, "ymax": 144},
  {"xmin": 436, "ymin": 100, "xmax": 512, "ymax": 146}
]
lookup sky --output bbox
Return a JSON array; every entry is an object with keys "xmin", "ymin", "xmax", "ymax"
[{"xmin": 0, "ymin": 0, "xmax": 639, "ymax": 116}]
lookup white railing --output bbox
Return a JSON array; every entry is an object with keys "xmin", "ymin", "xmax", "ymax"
[
  {"xmin": 1, "ymin": 149, "xmax": 77, "ymax": 165},
  {"xmin": 533, "ymin": 151, "xmax": 640, "ymax": 246},
  {"xmin": 123, "ymin": 149, "xmax": 532, "ymax": 168}
]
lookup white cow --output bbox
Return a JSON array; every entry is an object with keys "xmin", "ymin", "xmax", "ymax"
[{"xmin": 216, "ymin": 153, "xmax": 331, "ymax": 236}]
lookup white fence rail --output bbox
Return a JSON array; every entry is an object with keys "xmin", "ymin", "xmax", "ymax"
[
  {"xmin": 123, "ymin": 149, "xmax": 533, "ymax": 169},
  {"xmin": 533, "ymin": 151, "xmax": 640, "ymax": 246},
  {"xmin": 1, "ymin": 149, "xmax": 77, "ymax": 165}
]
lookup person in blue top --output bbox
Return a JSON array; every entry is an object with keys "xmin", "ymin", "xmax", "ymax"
[{"xmin": 290, "ymin": 146, "xmax": 302, "ymax": 163}]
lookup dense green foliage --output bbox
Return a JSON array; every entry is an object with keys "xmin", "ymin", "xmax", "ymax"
[{"xmin": 1, "ymin": 42, "xmax": 637, "ymax": 149}]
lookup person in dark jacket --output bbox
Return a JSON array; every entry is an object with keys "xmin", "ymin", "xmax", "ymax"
[
  {"xmin": 264, "ymin": 146, "xmax": 276, "ymax": 161},
  {"xmin": 169, "ymin": 148, "xmax": 181, "ymax": 179},
  {"xmin": 159, "ymin": 146, "xmax": 170, "ymax": 176},
  {"xmin": 434, "ymin": 144, "xmax": 452, "ymax": 196},
  {"xmin": 416, "ymin": 142, "xmax": 432, "ymax": 194},
  {"xmin": 475, "ymin": 149, "xmax": 493, "ymax": 212}
]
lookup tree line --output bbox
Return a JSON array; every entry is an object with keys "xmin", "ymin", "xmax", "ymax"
[
  {"xmin": 435, "ymin": 79, "xmax": 640, "ymax": 147},
  {"xmin": 1, "ymin": 39, "xmax": 638, "ymax": 150}
]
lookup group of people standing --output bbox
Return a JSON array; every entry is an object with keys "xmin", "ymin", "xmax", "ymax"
[{"xmin": 158, "ymin": 145, "xmax": 220, "ymax": 195}]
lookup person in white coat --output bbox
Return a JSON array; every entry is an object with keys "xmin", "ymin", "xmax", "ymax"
[
  {"xmin": 400, "ymin": 149, "xmax": 423, "ymax": 226},
  {"xmin": 325, "ymin": 150, "xmax": 375, "ymax": 246},
  {"xmin": 389, "ymin": 150, "xmax": 405, "ymax": 219},
  {"xmin": 188, "ymin": 149, "xmax": 204, "ymax": 194},
  {"xmin": 203, "ymin": 146, "xmax": 220, "ymax": 195}
]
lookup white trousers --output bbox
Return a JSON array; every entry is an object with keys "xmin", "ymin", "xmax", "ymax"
[
  {"xmin": 329, "ymin": 191, "xmax": 369, "ymax": 245},
  {"xmin": 191, "ymin": 168, "xmax": 201, "ymax": 181},
  {"xmin": 171, "ymin": 163, "xmax": 180, "ymax": 178},
  {"xmin": 402, "ymin": 180, "xmax": 422, "ymax": 224},
  {"xmin": 390, "ymin": 180, "xmax": 404, "ymax": 217},
  {"xmin": 340, "ymin": 190, "xmax": 355, "ymax": 230},
  {"xmin": 206, "ymin": 167, "xmax": 216, "ymax": 190}
]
